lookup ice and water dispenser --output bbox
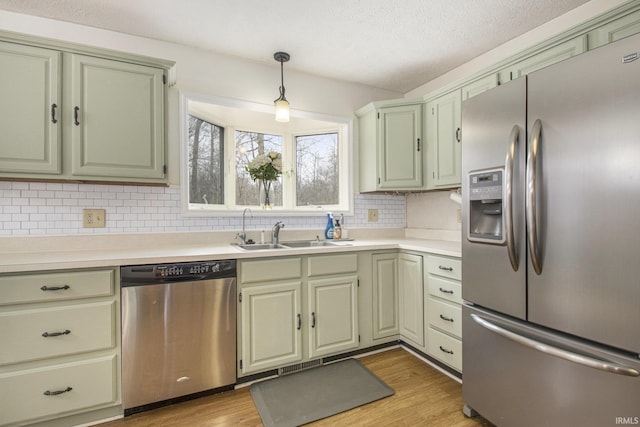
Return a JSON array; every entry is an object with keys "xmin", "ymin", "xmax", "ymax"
[{"xmin": 467, "ymin": 168, "xmax": 505, "ymax": 244}]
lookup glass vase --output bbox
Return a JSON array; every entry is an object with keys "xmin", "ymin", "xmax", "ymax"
[{"xmin": 260, "ymin": 179, "xmax": 273, "ymax": 210}]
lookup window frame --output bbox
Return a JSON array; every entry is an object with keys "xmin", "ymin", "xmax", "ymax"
[{"xmin": 179, "ymin": 91, "xmax": 353, "ymax": 216}]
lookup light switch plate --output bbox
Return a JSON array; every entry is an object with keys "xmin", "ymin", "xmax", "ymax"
[{"xmin": 83, "ymin": 209, "xmax": 106, "ymax": 228}]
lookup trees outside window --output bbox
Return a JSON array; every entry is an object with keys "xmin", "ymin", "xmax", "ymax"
[
  {"xmin": 188, "ymin": 116, "xmax": 224, "ymax": 205},
  {"xmin": 295, "ymin": 133, "xmax": 338, "ymax": 206},
  {"xmin": 235, "ymin": 131, "xmax": 283, "ymax": 206}
]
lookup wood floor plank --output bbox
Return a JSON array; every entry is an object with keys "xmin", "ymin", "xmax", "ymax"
[{"xmin": 99, "ymin": 348, "xmax": 490, "ymax": 426}]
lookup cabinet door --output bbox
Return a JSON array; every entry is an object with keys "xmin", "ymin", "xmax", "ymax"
[
  {"xmin": 0, "ymin": 42, "xmax": 61, "ymax": 174},
  {"xmin": 239, "ymin": 282, "xmax": 302, "ymax": 374},
  {"xmin": 425, "ymin": 90, "xmax": 461, "ymax": 188},
  {"xmin": 500, "ymin": 36, "xmax": 587, "ymax": 82},
  {"xmin": 372, "ymin": 254, "xmax": 399, "ymax": 339},
  {"xmin": 70, "ymin": 55, "xmax": 165, "ymax": 180},
  {"xmin": 308, "ymin": 275, "xmax": 359, "ymax": 359},
  {"xmin": 588, "ymin": 9, "xmax": 640, "ymax": 49},
  {"xmin": 378, "ymin": 104, "xmax": 423, "ymax": 189},
  {"xmin": 398, "ymin": 253, "xmax": 424, "ymax": 347}
]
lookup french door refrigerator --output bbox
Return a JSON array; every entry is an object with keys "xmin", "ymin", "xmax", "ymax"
[{"xmin": 461, "ymin": 33, "xmax": 640, "ymax": 427}]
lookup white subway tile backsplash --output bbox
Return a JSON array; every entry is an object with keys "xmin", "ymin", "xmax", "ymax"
[{"xmin": 0, "ymin": 182, "xmax": 405, "ymax": 235}]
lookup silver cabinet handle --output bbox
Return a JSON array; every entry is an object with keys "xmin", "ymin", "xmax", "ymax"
[
  {"xmin": 470, "ymin": 313, "xmax": 639, "ymax": 377},
  {"xmin": 51, "ymin": 103, "xmax": 58, "ymax": 124},
  {"xmin": 438, "ymin": 265, "xmax": 453, "ymax": 272},
  {"xmin": 526, "ymin": 119, "xmax": 543, "ymax": 275},
  {"xmin": 311, "ymin": 312, "xmax": 316, "ymax": 328},
  {"xmin": 505, "ymin": 125, "xmax": 520, "ymax": 272},
  {"xmin": 439, "ymin": 314, "xmax": 454, "ymax": 322}
]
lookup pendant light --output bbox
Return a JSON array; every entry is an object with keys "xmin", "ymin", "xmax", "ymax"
[{"xmin": 273, "ymin": 51, "xmax": 290, "ymax": 123}]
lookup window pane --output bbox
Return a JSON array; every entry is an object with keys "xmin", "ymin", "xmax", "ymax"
[
  {"xmin": 296, "ymin": 133, "xmax": 339, "ymax": 206},
  {"xmin": 235, "ymin": 130, "xmax": 283, "ymax": 206},
  {"xmin": 188, "ymin": 115, "xmax": 224, "ymax": 205}
]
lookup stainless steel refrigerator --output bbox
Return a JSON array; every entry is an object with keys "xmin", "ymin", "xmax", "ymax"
[{"xmin": 461, "ymin": 33, "xmax": 640, "ymax": 427}]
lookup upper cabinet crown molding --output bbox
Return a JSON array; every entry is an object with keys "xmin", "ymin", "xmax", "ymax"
[{"xmin": 0, "ymin": 29, "xmax": 176, "ymax": 84}]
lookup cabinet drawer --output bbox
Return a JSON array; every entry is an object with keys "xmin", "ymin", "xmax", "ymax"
[
  {"xmin": 0, "ymin": 301, "xmax": 116, "ymax": 366},
  {"xmin": 427, "ymin": 327, "xmax": 462, "ymax": 372},
  {"xmin": 307, "ymin": 253, "xmax": 358, "ymax": 277},
  {"xmin": 240, "ymin": 257, "xmax": 301, "ymax": 284},
  {"xmin": 427, "ymin": 275, "xmax": 462, "ymax": 304},
  {"xmin": 0, "ymin": 269, "xmax": 114, "ymax": 306},
  {"xmin": 427, "ymin": 297, "xmax": 462, "ymax": 338},
  {"xmin": 426, "ymin": 255, "xmax": 461, "ymax": 280},
  {"xmin": 0, "ymin": 355, "xmax": 118, "ymax": 426}
]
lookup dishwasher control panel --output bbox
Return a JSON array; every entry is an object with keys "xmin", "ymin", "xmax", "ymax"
[{"xmin": 121, "ymin": 260, "xmax": 236, "ymax": 286}]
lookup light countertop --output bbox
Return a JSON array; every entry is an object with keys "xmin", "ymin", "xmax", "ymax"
[{"xmin": 0, "ymin": 229, "xmax": 461, "ymax": 274}]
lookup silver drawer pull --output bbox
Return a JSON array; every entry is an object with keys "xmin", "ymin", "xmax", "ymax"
[
  {"xmin": 40, "ymin": 285, "xmax": 70, "ymax": 291},
  {"xmin": 439, "ymin": 314, "xmax": 454, "ymax": 322},
  {"xmin": 439, "ymin": 345, "xmax": 454, "ymax": 355},
  {"xmin": 42, "ymin": 329, "xmax": 71, "ymax": 338},
  {"xmin": 438, "ymin": 265, "xmax": 453, "ymax": 272},
  {"xmin": 438, "ymin": 287, "xmax": 454, "ymax": 294},
  {"xmin": 44, "ymin": 386, "xmax": 72, "ymax": 396}
]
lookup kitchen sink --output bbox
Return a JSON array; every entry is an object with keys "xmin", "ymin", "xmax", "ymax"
[
  {"xmin": 232, "ymin": 240, "xmax": 352, "ymax": 251},
  {"xmin": 233, "ymin": 243, "xmax": 288, "ymax": 251},
  {"xmin": 280, "ymin": 240, "xmax": 351, "ymax": 248}
]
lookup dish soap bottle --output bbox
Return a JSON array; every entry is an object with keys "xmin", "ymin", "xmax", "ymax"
[
  {"xmin": 333, "ymin": 219, "xmax": 342, "ymax": 240},
  {"xmin": 324, "ymin": 212, "xmax": 334, "ymax": 240}
]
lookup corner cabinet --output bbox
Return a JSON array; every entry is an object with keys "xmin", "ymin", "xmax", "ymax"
[
  {"xmin": 371, "ymin": 253, "xmax": 399, "ymax": 340},
  {"xmin": 0, "ymin": 268, "xmax": 121, "ymax": 426},
  {"xmin": 425, "ymin": 90, "xmax": 462, "ymax": 189},
  {"xmin": 0, "ymin": 34, "xmax": 173, "ymax": 184},
  {"xmin": 398, "ymin": 253, "xmax": 424, "ymax": 348},
  {"xmin": 357, "ymin": 101, "xmax": 423, "ymax": 192}
]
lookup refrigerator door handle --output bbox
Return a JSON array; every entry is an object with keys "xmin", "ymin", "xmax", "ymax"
[
  {"xmin": 526, "ymin": 119, "xmax": 543, "ymax": 275},
  {"xmin": 470, "ymin": 313, "xmax": 640, "ymax": 377},
  {"xmin": 504, "ymin": 125, "xmax": 520, "ymax": 272}
]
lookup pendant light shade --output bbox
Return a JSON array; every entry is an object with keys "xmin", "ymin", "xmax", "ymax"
[{"xmin": 274, "ymin": 52, "xmax": 290, "ymax": 123}]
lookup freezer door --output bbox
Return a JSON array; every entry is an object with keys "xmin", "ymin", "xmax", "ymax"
[
  {"xmin": 526, "ymin": 33, "xmax": 640, "ymax": 353},
  {"xmin": 461, "ymin": 78, "xmax": 526, "ymax": 319},
  {"xmin": 462, "ymin": 305, "xmax": 640, "ymax": 427}
]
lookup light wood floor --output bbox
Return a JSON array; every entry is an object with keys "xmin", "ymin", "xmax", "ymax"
[{"xmin": 100, "ymin": 348, "xmax": 491, "ymax": 426}]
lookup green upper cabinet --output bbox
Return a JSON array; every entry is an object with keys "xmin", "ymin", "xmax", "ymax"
[
  {"xmin": 0, "ymin": 34, "xmax": 173, "ymax": 184},
  {"xmin": 70, "ymin": 55, "xmax": 165, "ymax": 179},
  {"xmin": 588, "ymin": 8, "xmax": 640, "ymax": 49},
  {"xmin": 0, "ymin": 42, "xmax": 61, "ymax": 174},
  {"xmin": 357, "ymin": 101, "xmax": 423, "ymax": 192},
  {"xmin": 425, "ymin": 89, "xmax": 461, "ymax": 189}
]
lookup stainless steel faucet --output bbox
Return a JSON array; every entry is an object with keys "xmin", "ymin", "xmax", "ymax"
[
  {"xmin": 237, "ymin": 208, "xmax": 253, "ymax": 244},
  {"xmin": 272, "ymin": 221, "xmax": 285, "ymax": 245}
]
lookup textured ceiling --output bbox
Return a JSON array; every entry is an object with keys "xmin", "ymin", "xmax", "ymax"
[{"xmin": 0, "ymin": 0, "xmax": 592, "ymax": 93}]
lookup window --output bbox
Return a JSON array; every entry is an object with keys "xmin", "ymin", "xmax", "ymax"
[
  {"xmin": 295, "ymin": 133, "xmax": 339, "ymax": 206},
  {"xmin": 236, "ymin": 130, "xmax": 283, "ymax": 207},
  {"xmin": 188, "ymin": 116, "xmax": 224, "ymax": 205},
  {"xmin": 182, "ymin": 94, "xmax": 352, "ymax": 214}
]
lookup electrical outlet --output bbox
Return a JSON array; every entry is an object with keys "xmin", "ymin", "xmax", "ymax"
[
  {"xmin": 83, "ymin": 209, "xmax": 106, "ymax": 228},
  {"xmin": 457, "ymin": 208, "xmax": 462, "ymax": 223},
  {"xmin": 367, "ymin": 209, "xmax": 379, "ymax": 222}
]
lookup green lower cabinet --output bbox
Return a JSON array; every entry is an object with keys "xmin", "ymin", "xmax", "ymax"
[
  {"xmin": 307, "ymin": 275, "xmax": 359, "ymax": 359},
  {"xmin": 398, "ymin": 253, "xmax": 424, "ymax": 348},
  {"xmin": 371, "ymin": 253, "xmax": 399, "ymax": 340},
  {"xmin": 239, "ymin": 281, "xmax": 303, "ymax": 375}
]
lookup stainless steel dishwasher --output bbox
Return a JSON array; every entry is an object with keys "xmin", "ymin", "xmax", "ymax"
[{"xmin": 121, "ymin": 260, "xmax": 236, "ymax": 414}]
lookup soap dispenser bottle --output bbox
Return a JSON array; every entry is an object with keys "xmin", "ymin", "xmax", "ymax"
[{"xmin": 324, "ymin": 212, "xmax": 334, "ymax": 239}]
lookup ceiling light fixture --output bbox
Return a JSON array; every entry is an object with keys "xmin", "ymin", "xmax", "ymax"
[{"xmin": 273, "ymin": 51, "xmax": 290, "ymax": 123}]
